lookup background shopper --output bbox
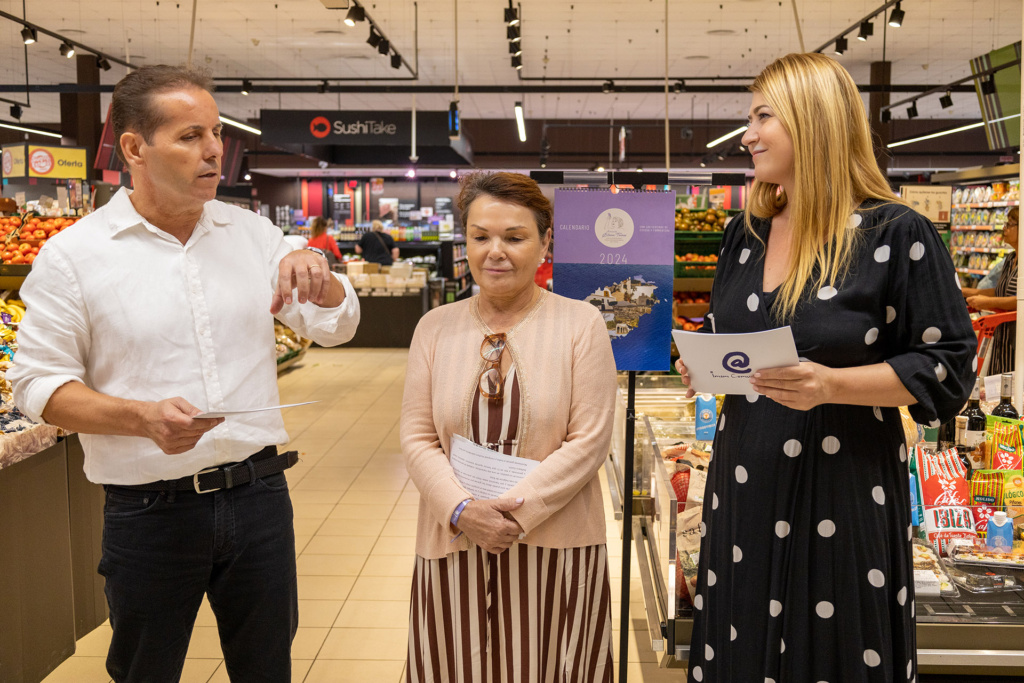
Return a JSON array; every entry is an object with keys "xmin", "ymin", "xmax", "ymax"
[
  {"xmin": 306, "ymin": 215, "xmax": 343, "ymax": 266},
  {"xmin": 675, "ymin": 53, "xmax": 975, "ymax": 683},
  {"xmin": 9, "ymin": 65, "xmax": 360, "ymax": 683},
  {"xmin": 962, "ymin": 206, "xmax": 1018, "ymax": 375},
  {"xmin": 355, "ymin": 219, "xmax": 399, "ymax": 265},
  {"xmin": 400, "ymin": 172, "xmax": 617, "ymax": 682}
]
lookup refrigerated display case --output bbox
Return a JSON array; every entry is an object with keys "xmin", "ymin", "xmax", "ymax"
[{"xmin": 614, "ymin": 375, "xmax": 1024, "ymax": 676}]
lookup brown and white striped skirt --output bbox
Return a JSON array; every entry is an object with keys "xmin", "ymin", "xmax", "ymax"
[{"xmin": 406, "ymin": 542, "xmax": 613, "ymax": 683}]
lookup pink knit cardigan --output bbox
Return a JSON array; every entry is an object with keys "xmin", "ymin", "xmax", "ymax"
[{"xmin": 401, "ymin": 289, "xmax": 618, "ymax": 559}]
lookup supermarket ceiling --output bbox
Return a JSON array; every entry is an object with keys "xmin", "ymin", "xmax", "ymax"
[{"xmin": 0, "ymin": 0, "xmax": 1020, "ymax": 131}]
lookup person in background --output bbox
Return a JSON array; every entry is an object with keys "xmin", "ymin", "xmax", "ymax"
[
  {"xmin": 675, "ymin": 53, "xmax": 975, "ymax": 683},
  {"xmin": 963, "ymin": 206, "xmax": 1018, "ymax": 375},
  {"xmin": 9, "ymin": 65, "xmax": 360, "ymax": 682},
  {"xmin": 355, "ymin": 219, "xmax": 399, "ymax": 266},
  {"xmin": 401, "ymin": 172, "xmax": 617, "ymax": 682},
  {"xmin": 306, "ymin": 215, "xmax": 342, "ymax": 266},
  {"xmin": 533, "ymin": 240, "xmax": 553, "ymax": 289}
]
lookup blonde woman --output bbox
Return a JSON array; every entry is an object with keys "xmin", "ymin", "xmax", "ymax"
[{"xmin": 675, "ymin": 53, "xmax": 975, "ymax": 683}]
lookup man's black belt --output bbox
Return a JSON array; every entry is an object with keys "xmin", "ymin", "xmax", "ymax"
[{"xmin": 119, "ymin": 446, "xmax": 299, "ymax": 493}]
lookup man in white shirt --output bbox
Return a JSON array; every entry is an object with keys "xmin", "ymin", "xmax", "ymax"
[{"xmin": 9, "ymin": 65, "xmax": 359, "ymax": 682}]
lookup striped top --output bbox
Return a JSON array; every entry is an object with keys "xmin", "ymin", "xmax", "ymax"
[
  {"xmin": 470, "ymin": 365, "xmax": 521, "ymax": 457},
  {"xmin": 990, "ymin": 251, "xmax": 1017, "ymax": 375}
]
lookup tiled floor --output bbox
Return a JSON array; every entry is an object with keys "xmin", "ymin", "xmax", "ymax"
[{"xmin": 42, "ymin": 348, "xmax": 682, "ymax": 682}]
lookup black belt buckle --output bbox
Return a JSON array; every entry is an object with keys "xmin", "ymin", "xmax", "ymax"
[{"xmin": 193, "ymin": 467, "xmax": 222, "ymax": 494}]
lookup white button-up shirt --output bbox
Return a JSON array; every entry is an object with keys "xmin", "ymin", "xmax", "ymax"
[{"xmin": 9, "ymin": 188, "xmax": 360, "ymax": 485}]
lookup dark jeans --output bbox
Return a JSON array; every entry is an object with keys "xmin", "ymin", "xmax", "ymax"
[{"xmin": 98, "ymin": 471, "xmax": 298, "ymax": 683}]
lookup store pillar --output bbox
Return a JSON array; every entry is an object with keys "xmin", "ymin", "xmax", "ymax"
[
  {"xmin": 868, "ymin": 61, "xmax": 892, "ymax": 174},
  {"xmin": 59, "ymin": 55, "xmax": 102, "ymax": 182}
]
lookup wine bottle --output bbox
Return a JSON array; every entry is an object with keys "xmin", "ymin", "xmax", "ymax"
[
  {"xmin": 992, "ymin": 373, "xmax": 1019, "ymax": 419},
  {"xmin": 954, "ymin": 415, "xmax": 973, "ymax": 481},
  {"xmin": 960, "ymin": 377, "xmax": 987, "ymax": 470},
  {"xmin": 936, "ymin": 417, "xmax": 956, "ymax": 452}
]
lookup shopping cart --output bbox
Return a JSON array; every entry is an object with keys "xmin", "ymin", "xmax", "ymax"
[{"xmin": 973, "ymin": 311, "xmax": 1016, "ymax": 377}]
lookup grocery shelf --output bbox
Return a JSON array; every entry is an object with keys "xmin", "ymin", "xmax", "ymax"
[
  {"xmin": 951, "ymin": 225, "xmax": 999, "ymax": 231},
  {"xmin": 953, "ymin": 247, "xmax": 1006, "ymax": 254},
  {"xmin": 956, "ymin": 268, "xmax": 989, "ymax": 275},
  {"xmin": 674, "ymin": 278, "xmax": 714, "ymax": 292},
  {"xmin": 674, "ymin": 231, "xmax": 724, "ymax": 237},
  {"xmin": 952, "ymin": 201, "xmax": 1020, "ymax": 209}
]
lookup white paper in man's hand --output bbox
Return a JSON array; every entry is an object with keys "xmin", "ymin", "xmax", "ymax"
[
  {"xmin": 194, "ymin": 401, "xmax": 318, "ymax": 419},
  {"xmin": 449, "ymin": 434, "xmax": 539, "ymax": 500},
  {"xmin": 672, "ymin": 327, "xmax": 800, "ymax": 397}
]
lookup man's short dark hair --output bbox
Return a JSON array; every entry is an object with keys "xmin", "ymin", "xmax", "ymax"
[{"xmin": 111, "ymin": 65, "xmax": 214, "ymax": 165}]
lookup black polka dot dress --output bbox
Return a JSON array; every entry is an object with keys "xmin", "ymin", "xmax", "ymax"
[{"xmin": 686, "ymin": 202, "xmax": 975, "ymax": 683}]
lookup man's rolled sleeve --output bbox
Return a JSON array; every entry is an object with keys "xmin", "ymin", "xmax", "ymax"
[{"xmin": 8, "ymin": 246, "xmax": 90, "ymax": 424}]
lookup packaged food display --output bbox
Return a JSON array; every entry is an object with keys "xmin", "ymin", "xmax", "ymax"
[
  {"xmin": 947, "ymin": 538, "xmax": 1024, "ymax": 569},
  {"xmin": 919, "ymin": 446, "xmax": 979, "ymax": 554},
  {"xmin": 912, "ymin": 539, "xmax": 958, "ymax": 596}
]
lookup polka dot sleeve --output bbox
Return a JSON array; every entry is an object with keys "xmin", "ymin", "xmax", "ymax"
[
  {"xmin": 881, "ymin": 208, "xmax": 975, "ymax": 425},
  {"xmin": 700, "ymin": 213, "xmax": 748, "ymax": 334}
]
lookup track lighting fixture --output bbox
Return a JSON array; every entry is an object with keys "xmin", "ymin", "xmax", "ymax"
[
  {"xmin": 672, "ymin": 80, "xmax": 685, "ymax": 93},
  {"xmin": 602, "ymin": 80, "xmax": 614, "ymax": 94},
  {"xmin": 834, "ymin": 36, "xmax": 847, "ymax": 55},
  {"xmin": 317, "ymin": 80, "xmax": 328, "ymax": 94},
  {"xmin": 60, "ymin": 42, "xmax": 75, "ymax": 58},
  {"xmin": 981, "ymin": 77, "xmax": 997, "ymax": 95},
  {"xmin": 367, "ymin": 28, "xmax": 381, "ymax": 48},
  {"xmin": 21, "ymin": 27, "xmax": 36, "ymax": 45},
  {"xmin": 511, "ymin": 55, "xmax": 522, "ymax": 69},
  {"xmin": 507, "ymin": 25, "xmax": 521, "ymax": 42},
  {"xmin": 449, "ymin": 170, "xmax": 458, "ymax": 179},
  {"xmin": 378, "ymin": 38, "xmax": 390, "ymax": 55},
  {"xmin": 881, "ymin": 109, "xmax": 892, "ymax": 123},
  {"xmin": 888, "ymin": 3, "xmax": 904, "ymax": 28},
  {"xmin": 940, "ymin": 91, "xmax": 954, "ymax": 109},
  {"xmin": 514, "ymin": 101, "xmax": 526, "ymax": 142},
  {"xmin": 96, "ymin": 56, "xmax": 111, "ymax": 71},
  {"xmin": 391, "ymin": 53, "xmax": 402, "ymax": 69},
  {"xmin": 10, "ymin": 104, "xmax": 23, "ymax": 120},
  {"xmin": 857, "ymin": 21, "xmax": 872, "ymax": 41},
  {"xmin": 509, "ymin": 43, "xmax": 522, "ymax": 56},
  {"xmin": 906, "ymin": 102, "xmax": 918, "ymax": 119},
  {"xmin": 241, "ymin": 79, "xmax": 252, "ymax": 96},
  {"xmin": 344, "ymin": 4, "xmax": 365, "ymax": 27}
]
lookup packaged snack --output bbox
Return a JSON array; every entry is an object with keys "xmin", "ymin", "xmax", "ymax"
[
  {"xmin": 911, "ymin": 539, "xmax": 958, "ymax": 595},
  {"xmin": 920, "ymin": 447, "xmax": 979, "ymax": 554},
  {"xmin": 991, "ymin": 423, "xmax": 1023, "ymax": 470},
  {"xmin": 947, "ymin": 537, "xmax": 1024, "ymax": 569},
  {"xmin": 1004, "ymin": 471, "xmax": 1024, "ymax": 534},
  {"xmin": 969, "ymin": 470, "xmax": 1005, "ymax": 535}
]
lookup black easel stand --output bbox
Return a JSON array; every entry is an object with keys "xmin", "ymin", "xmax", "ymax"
[{"xmin": 618, "ymin": 370, "xmax": 637, "ymax": 682}]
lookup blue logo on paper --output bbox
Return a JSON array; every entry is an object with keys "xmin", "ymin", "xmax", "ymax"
[{"xmin": 722, "ymin": 352, "xmax": 751, "ymax": 374}]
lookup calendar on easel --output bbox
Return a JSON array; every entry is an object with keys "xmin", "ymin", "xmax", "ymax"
[{"xmin": 552, "ymin": 187, "xmax": 676, "ymax": 371}]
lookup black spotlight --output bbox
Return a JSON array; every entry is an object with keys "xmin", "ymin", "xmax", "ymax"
[
  {"xmin": 940, "ymin": 91, "xmax": 954, "ymax": 109},
  {"xmin": 96, "ymin": 56, "xmax": 112, "ymax": 71},
  {"xmin": 857, "ymin": 20, "xmax": 873, "ymax": 41},
  {"xmin": 504, "ymin": 2, "xmax": 519, "ymax": 26},
  {"xmin": 834, "ymin": 36, "xmax": 848, "ymax": 55},
  {"xmin": 716, "ymin": 152, "xmax": 726, "ymax": 162},
  {"xmin": 602, "ymin": 80, "xmax": 614, "ymax": 93},
  {"xmin": 673, "ymin": 79, "xmax": 685, "ymax": 93},
  {"xmin": 507, "ymin": 25, "xmax": 521, "ymax": 42},
  {"xmin": 367, "ymin": 28, "xmax": 381, "ymax": 48},
  {"xmin": 888, "ymin": 2, "xmax": 904, "ymax": 28},
  {"xmin": 881, "ymin": 109, "xmax": 892, "ymax": 123},
  {"xmin": 317, "ymin": 80, "xmax": 328, "ymax": 93},
  {"xmin": 10, "ymin": 104, "xmax": 23, "ymax": 120},
  {"xmin": 511, "ymin": 55, "xmax": 522, "ymax": 69},
  {"xmin": 391, "ymin": 53, "xmax": 401, "ymax": 69},
  {"xmin": 509, "ymin": 42, "xmax": 522, "ymax": 56},
  {"xmin": 981, "ymin": 77, "xmax": 997, "ymax": 95},
  {"xmin": 344, "ymin": 4, "xmax": 365, "ymax": 27},
  {"xmin": 241, "ymin": 79, "xmax": 252, "ymax": 96},
  {"xmin": 60, "ymin": 42, "xmax": 75, "ymax": 58},
  {"xmin": 378, "ymin": 38, "xmax": 390, "ymax": 55},
  {"xmin": 21, "ymin": 27, "xmax": 37, "ymax": 45},
  {"xmin": 906, "ymin": 102, "xmax": 918, "ymax": 119}
]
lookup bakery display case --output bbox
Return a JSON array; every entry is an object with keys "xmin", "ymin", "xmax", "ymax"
[{"xmin": 613, "ymin": 377, "xmax": 1024, "ymax": 676}]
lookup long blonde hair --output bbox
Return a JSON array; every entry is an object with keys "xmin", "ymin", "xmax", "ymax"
[{"xmin": 746, "ymin": 53, "xmax": 899, "ymax": 321}]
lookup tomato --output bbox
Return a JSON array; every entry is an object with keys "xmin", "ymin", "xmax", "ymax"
[
  {"xmin": 18, "ymin": 243, "xmax": 31, "ymax": 253},
  {"xmin": 10, "ymin": 217, "xmax": 20, "ymax": 227},
  {"xmin": 10, "ymin": 253, "xmax": 24, "ymax": 264},
  {"xmin": 30, "ymin": 247, "xmax": 38, "ymax": 255},
  {"xmin": 32, "ymin": 229, "xmax": 46, "ymax": 239},
  {"xmin": 1, "ymin": 251, "xmax": 12, "ymax": 261},
  {"xmin": 24, "ymin": 253, "xmax": 35, "ymax": 265},
  {"xmin": 47, "ymin": 229, "xmax": 59, "ymax": 238}
]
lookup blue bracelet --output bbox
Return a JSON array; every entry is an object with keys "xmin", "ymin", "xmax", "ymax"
[{"xmin": 451, "ymin": 498, "xmax": 472, "ymax": 528}]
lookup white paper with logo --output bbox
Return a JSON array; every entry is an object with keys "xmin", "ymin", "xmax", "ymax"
[
  {"xmin": 671, "ymin": 327, "xmax": 800, "ymax": 397},
  {"xmin": 448, "ymin": 434, "xmax": 540, "ymax": 500}
]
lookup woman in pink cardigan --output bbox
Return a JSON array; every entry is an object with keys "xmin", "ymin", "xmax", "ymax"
[{"xmin": 401, "ymin": 172, "xmax": 618, "ymax": 683}]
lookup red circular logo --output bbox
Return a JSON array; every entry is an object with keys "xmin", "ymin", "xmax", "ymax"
[
  {"xmin": 1, "ymin": 150, "xmax": 12, "ymax": 176},
  {"xmin": 29, "ymin": 148, "xmax": 54, "ymax": 175},
  {"xmin": 310, "ymin": 116, "xmax": 331, "ymax": 139}
]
